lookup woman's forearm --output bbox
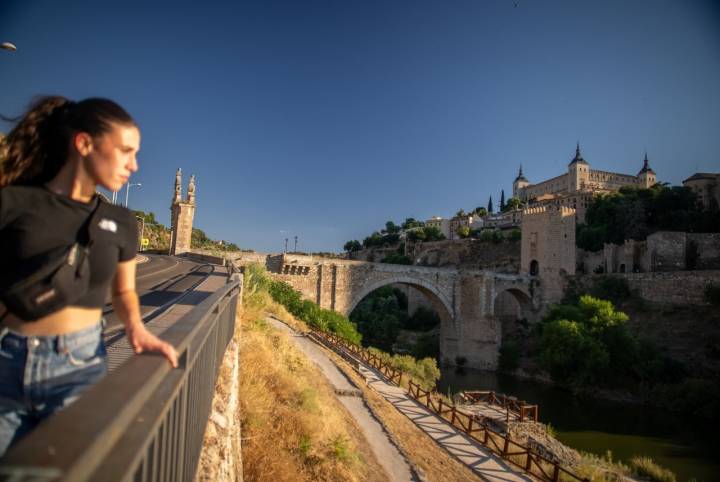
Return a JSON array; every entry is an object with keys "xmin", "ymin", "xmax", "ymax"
[{"xmin": 112, "ymin": 290, "xmax": 144, "ymax": 331}]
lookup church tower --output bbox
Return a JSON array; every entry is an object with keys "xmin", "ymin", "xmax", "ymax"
[
  {"xmin": 512, "ymin": 165, "xmax": 530, "ymax": 201},
  {"xmin": 567, "ymin": 143, "xmax": 590, "ymax": 192},
  {"xmin": 637, "ymin": 152, "xmax": 657, "ymax": 188},
  {"xmin": 170, "ymin": 168, "xmax": 196, "ymax": 255}
]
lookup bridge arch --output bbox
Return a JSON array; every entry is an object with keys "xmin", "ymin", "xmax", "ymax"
[
  {"xmin": 493, "ymin": 285, "xmax": 535, "ymax": 343},
  {"xmin": 344, "ymin": 275, "xmax": 454, "ymax": 325}
]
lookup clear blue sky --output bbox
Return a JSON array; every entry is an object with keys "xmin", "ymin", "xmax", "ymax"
[{"xmin": 1, "ymin": 0, "xmax": 719, "ymax": 253}]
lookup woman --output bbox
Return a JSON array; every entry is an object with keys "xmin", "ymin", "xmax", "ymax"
[{"xmin": 0, "ymin": 96, "xmax": 178, "ymax": 456}]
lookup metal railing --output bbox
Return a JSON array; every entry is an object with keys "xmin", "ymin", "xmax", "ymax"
[{"xmin": 0, "ymin": 278, "xmax": 241, "ymax": 482}]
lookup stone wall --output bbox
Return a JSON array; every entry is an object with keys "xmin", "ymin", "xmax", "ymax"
[
  {"xmin": 688, "ymin": 233, "xmax": 720, "ymax": 270},
  {"xmin": 577, "ymin": 232, "xmax": 720, "ymax": 274},
  {"xmin": 574, "ymin": 271, "xmax": 720, "ymax": 305},
  {"xmin": 348, "ymin": 245, "xmax": 402, "ymax": 263},
  {"xmin": 406, "ymin": 238, "xmax": 520, "ymax": 273}
]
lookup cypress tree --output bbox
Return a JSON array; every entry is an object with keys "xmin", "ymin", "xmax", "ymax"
[
  {"xmin": 488, "ymin": 196, "xmax": 494, "ymax": 213},
  {"xmin": 500, "ymin": 189, "xmax": 506, "ymax": 211}
]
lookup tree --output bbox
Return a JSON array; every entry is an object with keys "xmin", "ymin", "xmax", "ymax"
[
  {"xmin": 344, "ymin": 240, "xmax": 362, "ymax": 253},
  {"xmin": 500, "ymin": 189, "xmax": 506, "ymax": 211},
  {"xmin": 488, "ymin": 196, "xmax": 494, "ymax": 213},
  {"xmin": 505, "ymin": 197, "xmax": 521, "ymax": 211},
  {"xmin": 576, "ymin": 184, "xmax": 720, "ymax": 251},
  {"xmin": 456, "ymin": 225, "xmax": 471, "ymax": 238},
  {"xmin": 384, "ymin": 221, "xmax": 401, "ymax": 234},
  {"xmin": 473, "ymin": 207, "xmax": 488, "ymax": 217},
  {"xmin": 455, "ymin": 209, "xmax": 466, "ymax": 218},
  {"xmin": 402, "ymin": 218, "xmax": 424, "ymax": 230},
  {"xmin": 423, "ymin": 226, "xmax": 445, "ymax": 241},
  {"xmin": 363, "ymin": 231, "xmax": 384, "ymax": 248}
]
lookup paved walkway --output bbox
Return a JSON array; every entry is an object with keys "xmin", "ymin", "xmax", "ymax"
[
  {"xmin": 106, "ymin": 266, "xmax": 229, "ymax": 372},
  {"xmin": 355, "ymin": 364, "xmax": 533, "ymax": 482},
  {"xmin": 267, "ymin": 317, "xmax": 414, "ymax": 482}
]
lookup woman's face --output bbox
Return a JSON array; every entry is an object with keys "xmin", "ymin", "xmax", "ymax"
[{"xmin": 82, "ymin": 122, "xmax": 140, "ymax": 192}]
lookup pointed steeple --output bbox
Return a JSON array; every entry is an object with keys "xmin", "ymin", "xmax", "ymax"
[
  {"xmin": 173, "ymin": 168, "xmax": 182, "ymax": 204},
  {"xmin": 569, "ymin": 142, "xmax": 588, "ymax": 166},
  {"xmin": 638, "ymin": 151, "xmax": 655, "ymax": 175},
  {"xmin": 514, "ymin": 164, "xmax": 528, "ymax": 182}
]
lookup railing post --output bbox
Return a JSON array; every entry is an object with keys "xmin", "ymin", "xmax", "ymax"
[
  {"xmin": 467, "ymin": 416, "xmax": 473, "ymax": 434},
  {"xmin": 552, "ymin": 464, "xmax": 560, "ymax": 482}
]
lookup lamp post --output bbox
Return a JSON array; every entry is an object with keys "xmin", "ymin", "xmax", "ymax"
[{"xmin": 124, "ymin": 182, "xmax": 142, "ymax": 208}]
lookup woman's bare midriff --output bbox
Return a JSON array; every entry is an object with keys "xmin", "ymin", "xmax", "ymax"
[{"xmin": 2, "ymin": 306, "xmax": 103, "ymax": 336}]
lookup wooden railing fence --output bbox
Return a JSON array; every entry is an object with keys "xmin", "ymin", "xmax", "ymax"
[
  {"xmin": 310, "ymin": 328, "xmax": 588, "ymax": 482},
  {"xmin": 462, "ymin": 390, "xmax": 539, "ymax": 422}
]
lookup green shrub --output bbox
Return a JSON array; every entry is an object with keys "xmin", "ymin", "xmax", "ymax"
[
  {"xmin": 628, "ymin": 456, "xmax": 676, "ymax": 482},
  {"xmin": 368, "ymin": 348, "xmax": 440, "ymax": 390},
  {"xmin": 591, "ymin": 276, "xmax": 631, "ymax": 304},
  {"xmin": 380, "ymin": 253, "xmax": 412, "ymax": 265},
  {"xmin": 404, "ymin": 307, "xmax": 440, "ymax": 331},
  {"xmin": 412, "ymin": 331, "xmax": 439, "ymax": 359},
  {"xmin": 266, "ymin": 278, "xmax": 362, "ymax": 345},
  {"xmin": 508, "ymin": 229, "xmax": 521, "ymax": 242}
]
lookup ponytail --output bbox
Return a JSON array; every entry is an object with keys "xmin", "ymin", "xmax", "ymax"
[{"xmin": 0, "ymin": 96, "xmax": 136, "ymax": 187}]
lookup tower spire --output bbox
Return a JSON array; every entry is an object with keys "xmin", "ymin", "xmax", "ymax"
[{"xmin": 173, "ymin": 168, "xmax": 182, "ymax": 204}]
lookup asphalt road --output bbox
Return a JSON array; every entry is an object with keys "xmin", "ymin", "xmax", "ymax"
[{"xmin": 103, "ymin": 254, "xmax": 212, "ymax": 331}]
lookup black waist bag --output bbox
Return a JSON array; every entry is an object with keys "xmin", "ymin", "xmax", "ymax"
[{"xmin": 1, "ymin": 199, "xmax": 102, "ymax": 322}]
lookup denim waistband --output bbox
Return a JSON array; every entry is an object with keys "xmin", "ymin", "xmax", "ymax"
[{"xmin": 0, "ymin": 321, "xmax": 103, "ymax": 354}]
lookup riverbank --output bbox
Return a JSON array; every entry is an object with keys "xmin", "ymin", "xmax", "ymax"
[{"xmin": 439, "ymin": 368, "xmax": 720, "ymax": 482}]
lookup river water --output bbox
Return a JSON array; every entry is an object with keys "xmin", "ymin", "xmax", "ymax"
[{"xmin": 438, "ymin": 368, "xmax": 720, "ymax": 482}]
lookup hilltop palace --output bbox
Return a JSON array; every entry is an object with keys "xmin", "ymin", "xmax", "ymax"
[{"xmin": 512, "ymin": 143, "xmax": 657, "ymax": 222}]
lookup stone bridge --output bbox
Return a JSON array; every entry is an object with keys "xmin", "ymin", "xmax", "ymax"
[{"xmin": 231, "ymin": 252, "xmax": 541, "ymax": 369}]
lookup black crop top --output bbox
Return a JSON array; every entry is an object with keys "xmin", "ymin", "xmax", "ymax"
[{"xmin": 0, "ymin": 185, "xmax": 138, "ymax": 310}]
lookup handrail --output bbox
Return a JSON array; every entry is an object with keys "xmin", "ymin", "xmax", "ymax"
[
  {"xmin": 310, "ymin": 327, "xmax": 588, "ymax": 482},
  {"xmin": 461, "ymin": 390, "xmax": 539, "ymax": 422},
  {"xmin": 0, "ymin": 280, "xmax": 241, "ymax": 482}
]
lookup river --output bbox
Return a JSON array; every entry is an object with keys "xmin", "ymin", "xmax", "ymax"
[{"xmin": 438, "ymin": 367, "xmax": 720, "ymax": 482}]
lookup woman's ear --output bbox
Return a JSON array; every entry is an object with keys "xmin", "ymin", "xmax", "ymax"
[{"xmin": 73, "ymin": 131, "xmax": 94, "ymax": 157}]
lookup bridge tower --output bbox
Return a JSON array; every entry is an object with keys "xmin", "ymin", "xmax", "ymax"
[{"xmin": 170, "ymin": 168, "xmax": 196, "ymax": 255}]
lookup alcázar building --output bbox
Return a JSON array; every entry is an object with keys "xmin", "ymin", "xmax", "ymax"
[{"xmin": 513, "ymin": 144, "xmax": 657, "ymax": 221}]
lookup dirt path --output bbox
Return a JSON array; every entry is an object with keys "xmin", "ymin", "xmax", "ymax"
[{"xmin": 266, "ymin": 317, "xmax": 415, "ymax": 482}]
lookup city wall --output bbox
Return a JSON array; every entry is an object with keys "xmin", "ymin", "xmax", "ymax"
[{"xmin": 406, "ymin": 238, "xmax": 520, "ymax": 273}]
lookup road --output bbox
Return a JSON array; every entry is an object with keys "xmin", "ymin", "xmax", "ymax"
[{"xmin": 103, "ymin": 254, "xmax": 212, "ymax": 332}]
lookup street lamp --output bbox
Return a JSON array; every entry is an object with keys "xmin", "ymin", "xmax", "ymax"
[{"xmin": 125, "ymin": 182, "xmax": 141, "ymax": 208}]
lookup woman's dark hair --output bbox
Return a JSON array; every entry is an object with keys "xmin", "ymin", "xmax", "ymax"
[{"xmin": 0, "ymin": 96, "xmax": 136, "ymax": 187}]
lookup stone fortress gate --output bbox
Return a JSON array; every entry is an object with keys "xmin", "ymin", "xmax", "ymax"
[{"xmin": 231, "ymin": 252, "xmax": 542, "ymax": 369}]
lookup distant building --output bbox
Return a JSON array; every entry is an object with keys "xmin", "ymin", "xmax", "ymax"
[
  {"xmin": 512, "ymin": 144, "xmax": 658, "ymax": 221},
  {"xmin": 425, "ymin": 216, "xmax": 451, "ymax": 239},
  {"xmin": 484, "ymin": 209, "xmax": 522, "ymax": 230},
  {"xmin": 448, "ymin": 215, "xmax": 481, "ymax": 239},
  {"xmin": 683, "ymin": 173, "xmax": 720, "ymax": 210}
]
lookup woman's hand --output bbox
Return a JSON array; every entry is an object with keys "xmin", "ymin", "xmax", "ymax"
[
  {"xmin": 127, "ymin": 323, "xmax": 179, "ymax": 368},
  {"xmin": 112, "ymin": 259, "xmax": 178, "ymax": 368}
]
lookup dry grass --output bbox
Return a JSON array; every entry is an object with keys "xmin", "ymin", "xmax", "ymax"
[{"xmin": 238, "ymin": 300, "xmax": 388, "ymax": 482}]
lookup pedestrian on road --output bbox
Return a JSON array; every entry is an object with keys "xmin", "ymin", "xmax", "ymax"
[{"xmin": 0, "ymin": 96, "xmax": 179, "ymax": 456}]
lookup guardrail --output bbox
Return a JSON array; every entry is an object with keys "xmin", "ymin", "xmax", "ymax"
[
  {"xmin": 0, "ymin": 279, "xmax": 242, "ymax": 482},
  {"xmin": 310, "ymin": 328, "xmax": 588, "ymax": 482},
  {"xmin": 461, "ymin": 390, "xmax": 539, "ymax": 423}
]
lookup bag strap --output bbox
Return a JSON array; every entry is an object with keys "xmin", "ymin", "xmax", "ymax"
[{"xmin": 79, "ymin": 197, "xmax": 105, "ymax": 247}]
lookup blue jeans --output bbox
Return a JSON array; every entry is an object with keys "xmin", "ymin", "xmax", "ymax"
[{"xmin": 0, "ymin": 322, "xmax": 107, "ymax": 457}]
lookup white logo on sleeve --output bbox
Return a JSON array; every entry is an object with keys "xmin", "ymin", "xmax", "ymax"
[{"xmin": 98, "ymin": 219, "xmax": 118, "ymax": 233}]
